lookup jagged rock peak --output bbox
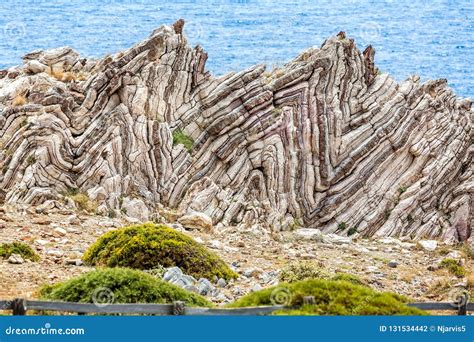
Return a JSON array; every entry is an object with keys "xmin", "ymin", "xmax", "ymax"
[{"xmin": 0, "ymin": 19, "xmax": 472, "ymax": 243}]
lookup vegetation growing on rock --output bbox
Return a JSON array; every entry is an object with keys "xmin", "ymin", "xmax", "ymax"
[
  {"xmin": 40, "ymin": 268, "xmax": 211, "ymax": 307},
  {"xmin": 228, "ymin": 279, "xmax": 425, "ymax": 315},
  {"xmin": 0, "ymin": 242, "xmax": 39, "ymax": 261},
  {"xmin": 82, "ymin": 223, "xmax": 238, "ymax": 280},
  {"xmin": 172, "ymin": 129, "xmax": 194, "ymax": 152}
]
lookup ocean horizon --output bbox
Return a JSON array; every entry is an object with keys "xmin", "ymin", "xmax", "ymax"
[{"xmin": 0, "ymin": 0, "xmax": 472, "ymax": 97}]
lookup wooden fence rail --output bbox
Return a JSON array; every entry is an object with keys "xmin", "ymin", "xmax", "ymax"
[{"xmin": 1, "ymin": 297, "xmax": 472, "ymax": 316}]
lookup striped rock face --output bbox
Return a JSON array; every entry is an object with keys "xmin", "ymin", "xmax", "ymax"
[{"xmin": 0, "ymin": 21, "xmax": 472, "ymax": 242}]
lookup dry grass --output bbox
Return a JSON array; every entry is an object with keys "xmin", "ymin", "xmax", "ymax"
[
  {"xmin": 70, "ymin": 193, "xmax": 98, "ymax": 213},
  {"xmin": 47, "ymin": 68, "xmax": 82, "ymax": 83},
  {"xmin": 76, "ymin": 71, "xmax": 88, "ymax": 81},
  {"xmin": 466, "ymin": 273, "xmax": 474, "ymax": 296},
  {"xmin": 400, "ymin": 272, "xmax": 415, "ymax": 284},
  {"xmin": 426, "ymin": 279, "xmax": 452, "ymax": 299},
  {"xmin": 12, "ymin": 95, "xmax": 26, "ymax": 106},
  {"xmin": 460, "ymin": 243, "xmax": 474, "ymax": 260}
]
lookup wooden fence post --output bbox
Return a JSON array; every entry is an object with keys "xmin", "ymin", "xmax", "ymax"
[
  {"xmin": 172, "ymin": 301, "xmax": 185, "ymax": 315},
  {"xmin": 303, "ymin": 296, "xmax": 315, "ymax": 305},
  {"xmin": 12, "ymin": 298, "xmax": 27, "ymax": 316},
  {"xmin": 457, "ymin": 293, "xmax": 468, "ymax": 316}
]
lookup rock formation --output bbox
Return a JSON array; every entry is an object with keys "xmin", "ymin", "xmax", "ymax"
[{"xmin": 0, "ymin": 20, "xmax": 472, "ymax": 242}]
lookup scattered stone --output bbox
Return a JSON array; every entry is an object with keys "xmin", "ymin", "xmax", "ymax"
[
  {"xmin": 121, "ymin": 197, "xmax": 149, "ymax": 222},
  {"xmin": 46, "ymin": 249, "xmax": 64, "ymax": 257},
  {"xmin": 446, "ymin": 251, "xmax": 461, "ymax": 259},
  {"xmin": 324, "ymin": 234, "xmax": 351, "ymax": 245},
  {"xmin": 32, "ymin": 218, "xmax": 52, "ymax": 225},
  {"xmin": 178, "ymin": 212, "xmax": 213, "ymax": 231},
  {"xmin": 379, "ymin": 237, "xmax": 402, "ymax": 245},
  {"xmin": 65, "ymin": 259, "xmax": 83, "ymax": 266},
  {"xmin": 388, "ymin": 260, "xmax": 398, "ymax": 268},
  {"xmin": 213, "ymin": 293, "xmax": 227, "ymax": 303},
  {"xmin": 53, "ymin": 227, "xmax": 67, "ymax": 236},
  {"xmin": 418, "ymin": 240, "xmax": 438, "ymax": 251},
  {"xmin": 207, "ymin": 240, "xmax": 222, "ymax": 250},
  {"xmin": 183, "ymin": 284, "xmax": 199, "ymax": 294},
  {"xmin": 162, "ymin": 266, "xmax": 183, "ymax": 281},
  {"xmin": 65, "ymin": 215, "xmax": 81, "ymax": 226},
  {"xmin": 34, "ymin": 239, "xmax": 49, "ymax": 246},
  {"xmin": 242, "ymin": 267, "xmax": 262, "ymax": 278},
  {"xmin": 294, "ymin": 228, "xmax": 323, "ymax": 242},
  {"xmin": 251, "ymin": 284, "xmax": 263, "ymax": 292},
  {"xmin": 217, "ymin": 278, "xmax": 227, "ymax": 288},
  {"xmin": 170, "ymin": 223, "xmax": 185, "ymax": 232},
  {"xmin": 197, "ymin": 278, "xmax": 213, "ymax": 296},
  {"xmin": 8, "ymin": 253, "xmax": 25, "ymax": 264},
  {"xmin": 35, "ymin": 200, "xmax": 63, "ymax": 214},
  {"xmin": 66, "ymin": 227, "xmax": 80, "ymax": 234}
]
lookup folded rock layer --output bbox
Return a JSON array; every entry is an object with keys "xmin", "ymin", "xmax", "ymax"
[{"xmin": 0, "ymin": 21, "xmax": 472, "ymax": 242}]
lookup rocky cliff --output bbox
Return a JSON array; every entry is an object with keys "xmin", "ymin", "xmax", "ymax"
[{"xmin": 0, "ymin": 20, "xmax": 472, "ymax": 242}]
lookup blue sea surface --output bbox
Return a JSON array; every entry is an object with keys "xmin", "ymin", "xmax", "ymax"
[{"xmin": 0, "ymin": 0, "xmax": 472, "ymax": 97}]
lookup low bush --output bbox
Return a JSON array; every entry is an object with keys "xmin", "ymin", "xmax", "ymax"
[
  {"xmin": 0, "ymin": 242, "xmax": 39, "ymax": 261},
  {"xmin": 82, "ymin": 223, "xmax": 237, "ymax": 280},
  {"xmin": 279, "ymin": 261, "xmax": 330, "ymax": 283},
  {"xmin": 439, "ymin": 258, "xmax": 466, "ymax": 277},
  {"xmin": 331, "ymin": 273, "xmax": 366, "ymax": 286},
  {"xmin": 70, "ymin": 193, "xmax": 98, "ymax": 213},
  {"xmin": 40, "ymin": 268, "xmax": 211, "ymax": 307},
  {"xmin": 228, "ymin": 279, "xmax": 425, "ymax": 315}
]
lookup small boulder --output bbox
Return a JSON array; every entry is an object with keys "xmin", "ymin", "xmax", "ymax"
[
  {"xmin": 121, "ymin": 197, "xmax": 149, "ymax": 222},
  {"xmin": 217, "ymin": 278, "xmax": 227, "ymax": 288},
  {"xmin": 65, "ymin": 259, "xmax": 83, "ymax": 266},
  {"xmin": 178, "ymin": 212, "xmax": 213, "ymax": 231},
  {"xmin": 24, "ymin": 60, "xmax": 48, "ymax": 74},
  {"xmin": 324, "ymin": 234, "xmax": 352, "ymax": 245},
  {"xmin": 294, "ymin": 228, "xmax": 323, "ymax": 241},
  {"xmin": 65, "ymin": 215, "xmax": 81, "ymax": 225},
  {"xmin": 388, "ymin": 260, "xmax": 398, "ymax": 268},
  {"xmin": 418, "ymin": 240, "xmax": 437, "ymax": 251},
  {"xmin": 446, "ymin": 250, "xmax": 461, "ymax": 259},
  {"xmin": 8, "ymin": 253, "xmax": 24, "ymax": 264},
  {"xmin": 197, "ymin": 278, "xmax": 213, "ymax": 296},
  {"xmin": 162, "ymin": 266, "xmax": 183, "ymax": 281},
  {"xmin": 183, "ymin": 284, "xmax": 199, "ymax": 294},
  {"xmin": 53, "ymin": 227, "xmax": 67, "ymax": 236}
]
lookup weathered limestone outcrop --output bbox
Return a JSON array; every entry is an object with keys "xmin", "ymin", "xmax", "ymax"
[{"xmin": 0, "ymin": 20, "xmax": 472, "ymax": 242}]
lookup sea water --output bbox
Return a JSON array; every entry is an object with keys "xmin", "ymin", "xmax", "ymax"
[{"xmin": 0, "ymin": 0, "xmax": 472, "ymax": 97}]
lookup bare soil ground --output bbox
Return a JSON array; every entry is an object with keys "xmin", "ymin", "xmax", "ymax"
[{"xmin": 1, "ymin": 204, "xmax": 472, "ymax": 313}]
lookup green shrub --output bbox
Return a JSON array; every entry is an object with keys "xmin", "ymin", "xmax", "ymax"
[
  {"xmin": 439, "ymin": 258, "xmax": 466, "ymax": 277},
  {"xmin": 398, "ymin": 186, "xmax": 407, "ymax": 194},
  {"xmin": 347, "ymin": 226, "xmax": 358, "ymax": 236},
  {"xmin": 83, "ymin": 223, "xmax": 237, "ymax": 280},
  {"xmin": 0, "ymin": 242, "xmax": 39, "ymax": 261},
  {"xmin": 460, "ymin": 243, "xmax": 474, "ymax": 260},
  {"xmin": 40, "ymin": 268, "xmax": 211, "ymax": 307},
  {"xmin": 172, "ymin": 129, "xmax": 194, "ymax": 152},
  {"xmin": 70, "ymin": 193, "xmax": 97, "ymax": 213},
  {"xmin": 279, "ymin": 261, "xmax": 330, "ymax": 283},
  {"xmin": 331, "ymin": 273, "xmax": 366, "ymax": 286},
  {"xmin": 228, "ymin": 279, "xmax": 425, "ymax": 315}
]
